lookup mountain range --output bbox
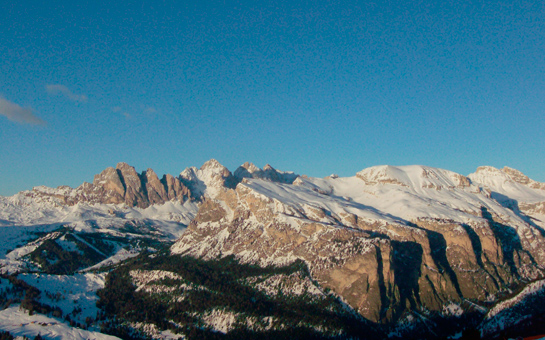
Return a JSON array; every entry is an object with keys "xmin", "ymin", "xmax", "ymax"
[{"xmin": 1, "ymin": 160, "xmax": 545, "ymax": 339}]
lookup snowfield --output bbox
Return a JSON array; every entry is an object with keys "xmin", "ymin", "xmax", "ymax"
[
  {"xmin": 0, "ymin": 306, "xmax": 120, "ymax": 340},
  {"xmin": 19, "ymin": 273, "xmax": 106, "ymax": 324}
]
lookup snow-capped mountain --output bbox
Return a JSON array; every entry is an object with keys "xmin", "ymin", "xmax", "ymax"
[
  {"xmin": 1, "ymin": 160, "xmax": 545, "ymax": 339},
  {"xmin": 171, "ymin": 163, "xmax": 545, "ymax": 325}
]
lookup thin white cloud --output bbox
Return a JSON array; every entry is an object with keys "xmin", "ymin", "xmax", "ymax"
[
  {"xmin": 46, "ymin": 84, "xmax": 88, "ymax": 102},
  {"xmin": 0, "ymin": 97, "xmax": 46, "ymax": 126}
]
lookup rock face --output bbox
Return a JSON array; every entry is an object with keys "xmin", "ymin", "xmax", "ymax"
[
  {"xmin": 91, "ymin": 167, "xmax": 125, "ymax": 203},
  {"xmin": 144, "ymin": 168, "xmax": 168, "ymax": 205},
  {"xmin": 116, "ymin": 162, "xmax": 149, "ymax": 208},
  {"xmin": 502, "ymin": 166, "xmax": 545, "ymax": 190},
  {"xmin": 161, "ymin": 173, "xmax": 191, "ymax": 202},
  {"xmin": 233, "ymin": 162, "xmax": 299, "ymax": 184},
  {"xmin": 25, "ymin": 163, "xmax": 192, "ymax": 208},
  {"xmin": 172, "ymin": 163, "xmax": 545, "ymax": 323}
]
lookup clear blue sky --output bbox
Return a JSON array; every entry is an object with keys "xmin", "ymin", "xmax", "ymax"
[{"xmin": 1, "ymin": 0, "xmax": 544, "ymax": 196}]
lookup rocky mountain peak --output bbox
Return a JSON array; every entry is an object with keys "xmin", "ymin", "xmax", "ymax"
[
  {"xmin": 114, "ymin": 163, "xmax": 147, "ymax": 208},
  {"xmin": 502, "ymin": 166, "xmax": 545, "ymax": 190},
  {"xmin": 474, "ymin": 165, "xmax": 503, "ymax": 175},
  {"xmin": 356, "ymin": 165, "xmax": 408, "ymax": 187},
  {"xmin": 92, "ymin": 166, "xmax": 125, "ymax": 198},
  {"xmin": 502, "ymin": 166, "xmax": 530, "ymax": 184},
  {"xmin": 234, "ymin": 162, "xmax": 298, "ymax": 184},
  {"xmin": 22, "ymin": 163, "xmax": 194, "ymax": 208},
  {"xmin": 145, "ymin": 168, "xmax": 158, "ymax": 178},
  {"xmin": 238, "ymin": 162, "xmax": 261, "ymax": 173},
  {"xmin": 200, "ymin": 159, "xmax": 226, "ymax": 172},
  {"xmin": 470, "ymin": 166, "xmax": 523, "ymax": 187},
  {"xmin": 143, "ymin": 168, "xmax": 168, "ymax": 205},
  {"xmin": 172, "ymin": 161, "xmax": 545, "ymax": 325},
  {"xmin": 180, "ymin": 159, "xmax": 236, "ymax": 200},
  {"xmin": 115, "ymin": 162, "xmax": 136, "ymax": 174}
]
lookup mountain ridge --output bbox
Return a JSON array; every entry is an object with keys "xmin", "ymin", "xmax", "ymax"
[{"xmin": 1, "ymin": 159, "xmax": 545, "ymax": 338}]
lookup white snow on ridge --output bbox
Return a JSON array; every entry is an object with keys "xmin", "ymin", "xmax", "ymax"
[
  {"xmin": 486, "ymin": 279, "xmax": 545, "ymax": 319},
  {"xmin": 18, "ymin": 273, "xmax": 107, "ymax": 323},
  {"xmin": 242, "ymin": 179, "xmax": 396, "ymax": 224},
  {"xmin": 242, "ymin": 166, "xmax": 518, "ymax": 225},
  {"xmin": 0, "ymin": 196, "xmax": 198, "ymax": 273},
  {"xmin": 180, "ymin": 159, "xmax": 232, "ymax": 200},
  {"xmin": 0, "ymin": 305, "xmax": 120, "ymax": 340},
  {"xmin": 480, "ymin": 279, "xmax": 545, "ymax": 336},
  {"xmin": 469, "ymin": 166, "xmax": 545, "ymax": 204},
  {"xmin": 83, "ymin": 247, "xmax": 140, "ymax": 271},
  {"xmin": 0, "ymin": 191, "xmax": 198, "ymax": 232}
]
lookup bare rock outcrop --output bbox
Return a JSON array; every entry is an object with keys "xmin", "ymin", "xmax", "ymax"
[
  {"xmin": 234, "ymin": 162, "xmax": 299, "ymax": 184},
  {"xmin": 116, "ymin": 162, "xmax": 149, "ymax": 208},
  {"xmin": 25, "ymin": 162, "xmax": 193, "ymax": 208},
  {"xmin": 144, "ymin": 168, "xmax": 168, "ymax": 205},
  {"xmin": 161, "ymin": 173, "xmax": 191, "ymax": 202},
  {"xmin": 502, "ymin": 166, "xmax": 545, "ymax": 190}
]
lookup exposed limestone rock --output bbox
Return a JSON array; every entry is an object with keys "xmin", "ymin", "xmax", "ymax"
[
  {"xmin": 502, "ymin": 166, "xmax": 545, "ymax": 190},
  {"xmin": 10, "ymin": 160, "xmax": 545, "ymax": 327},
  {"xmin": 21, "ymin": 163, "xmax": 193, "ymax": 208},
  {"xmin": 144, "ymin": 168, "xmax": 168, "ymax": 205},
  {"xmin": 116, "ymin": 162, "xmax": 149, "ymax": 208},
  {"xmin": 161, "ymin": 174, "xmax": 191, "ymax": 203},
  {"xmin": 234, "ymin": 162, "xmax": 299, "ymax": 184},
  {"xmin": 92, "ymin": 167, "xmax": 126, "ymax": 200},
  {"xmin": 519, "ymin": 201, "xmax": 545, "ymax": 215}
]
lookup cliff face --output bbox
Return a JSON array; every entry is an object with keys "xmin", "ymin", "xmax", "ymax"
[
  {"xmin": 22, "ymin": 163, "xmax": 192, "ymax": 208},
  {"xmin": 172, "ymin": 163, "xmax": 545, "ymax": 323}
]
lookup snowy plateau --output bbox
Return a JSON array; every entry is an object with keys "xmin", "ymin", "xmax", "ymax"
[{"xmin": 1, "ymin": 160, "xmax": 545, "ymax": 339}]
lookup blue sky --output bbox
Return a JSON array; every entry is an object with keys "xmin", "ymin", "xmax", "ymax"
[{"xmin": 1, "ymin": 0, "xmax": 544, "ymax": 195}]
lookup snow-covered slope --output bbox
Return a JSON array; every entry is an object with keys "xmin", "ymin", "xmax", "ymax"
[
  {"xmin": 0, "ymin": 306, "xmax": 120, "ymax": 340},
  {"xmin": 480, "ymin": 279, "xmax": 545, "ymax": 337},
  {"xmin": 172, "ymin": 162, "xmax": 545, "ymax": 325},
  {"xmin": 0, "ymin": 191, "xmax": 197, "ymax": 228},
  {"xmin": 469, "ymin": 166, "xmax": 545, "ymax": 204},
  {"xmin": 179, "ymin": 159, "xmax": 237, "ymax": 199},
  {"xmin": 235, "ymin": 164, "xmax": 537, "ymax": 228},
  {"xmin": 0, "ymin": 198, "xmax": 198, "ymax": 274}
]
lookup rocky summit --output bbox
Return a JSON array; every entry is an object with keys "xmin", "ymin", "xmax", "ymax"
[{"xmin": 1, "ymin": 160, "xmax": 545, "ymax": 339}]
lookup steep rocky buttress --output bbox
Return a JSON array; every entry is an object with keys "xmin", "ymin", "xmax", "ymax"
[{"xmin": 22, "ymin": 162, "xmax": 192, "ymax": 208}]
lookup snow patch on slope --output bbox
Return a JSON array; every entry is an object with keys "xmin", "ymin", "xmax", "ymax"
[
  {"xmin": 0, "ymin": 306, "xmax": 120, "ymax": 340},
  {"xmin": 469, "ymin": 166, "xmax": 545, "ymax": 204},
  {"xmin": 19, "ymin": 273, "xmax": 107, "ymax": 323}
]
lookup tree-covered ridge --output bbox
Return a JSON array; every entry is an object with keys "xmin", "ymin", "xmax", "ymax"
[
  {"xmin": 25, "ymin": 226, "xmax": 172, "ymax": 275},
  {"xmin": 96, "ymin": 251, "xmax": 380, "ymax": 339}
]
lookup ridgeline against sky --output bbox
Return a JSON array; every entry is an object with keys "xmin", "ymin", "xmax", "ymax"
[{"xmin": 1, "ymin": 0, "xmax": 544, "ymax": 196}]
